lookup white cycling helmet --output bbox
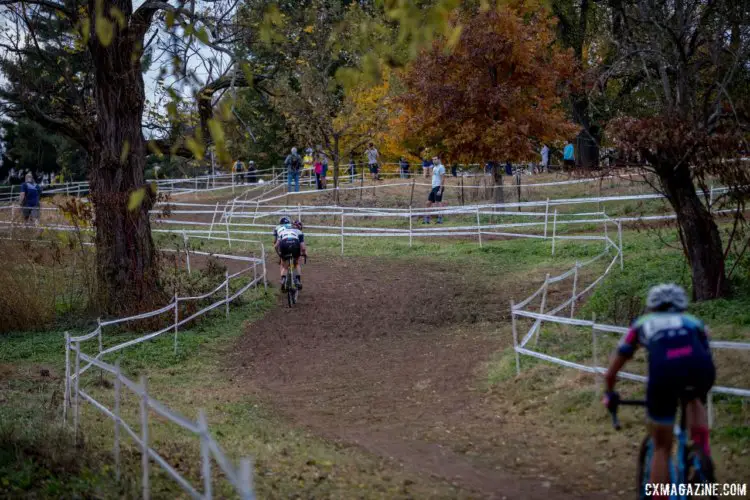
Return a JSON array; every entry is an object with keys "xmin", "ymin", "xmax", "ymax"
[{"xmin": 646, "ymin": 283, "xmax": 688, "ymax": 312}]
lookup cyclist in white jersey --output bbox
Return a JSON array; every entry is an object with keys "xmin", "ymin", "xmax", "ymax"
[{"xmin": 273, "ymin": 216, "xmax": 306, "ymax": 291}]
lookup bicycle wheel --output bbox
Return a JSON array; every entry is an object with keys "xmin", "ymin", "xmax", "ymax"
[
  {"xmin": 635, "ymin": 435, "xmax": 652, "ymax": 500},
  {"xmin": 684, "ymin": 445, "xmax": 717, "ymax": 499}
]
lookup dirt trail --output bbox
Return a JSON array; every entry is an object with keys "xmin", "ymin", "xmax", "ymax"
[{"xmin": 227, "ymin": 256, "xmax": 603, "ymax": 499}]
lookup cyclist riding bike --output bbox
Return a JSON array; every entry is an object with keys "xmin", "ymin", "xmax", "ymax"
[
  {"xmin": 603, "ymin": 284, "xmax": 715, "ymax": 497},
  {"xmin": 273, "ymin": 217, "xmax": 307, "ymax": 291}
]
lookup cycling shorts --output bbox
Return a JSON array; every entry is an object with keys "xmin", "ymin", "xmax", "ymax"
[
  {"xmin": 278, "ymin": 239, "xmax": 301, "ymax": 261},
  {"xmin": 428, "ymin": 186, "xmax": 443, "ymax": 203},
  {"xmin": 647, "ymin": 357, "xmax": 715, "ymax": 425}
]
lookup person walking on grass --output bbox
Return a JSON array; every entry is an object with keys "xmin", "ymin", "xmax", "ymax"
[
  {"xmin": 285, "ymin": 147, "xmax": 302, "ymax": 192},
  {"xmin": 366, "ymin": 143, "xmax": 379, "ymax": 181},
  {"xmin": 399, "ymin": 156, "xmax": 410, "ymax": 179},
  {"xmin": 314, "ymin": 154, "xmax": 323, "ymax": 190},
  {"xmin": 19, "ymin": 173, "xmax": 42, "ymax": 226},
  {"xmin": 540, "ymin": 144, "xmax": 550, "ymax": 173},
  {"xmin": 563, "ymin": 140, "xmax": 575, "ymax": 171},
  {"xmin": 423, "ymin": 156, "xmax": 446, "ymax": 224}
]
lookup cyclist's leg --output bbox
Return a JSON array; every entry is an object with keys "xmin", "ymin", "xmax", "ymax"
[
  {"xmin": 686, "ymin": 360, "xmax": 716, "ymax": 457},
  {"xmin": 647, "ymin": 377, "xmax": 679, "ymax": 493}
]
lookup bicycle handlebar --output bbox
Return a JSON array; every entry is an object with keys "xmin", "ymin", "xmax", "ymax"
[{"xmin": 606, "ymin": 392, "xmax": 646, "ymax": 430}]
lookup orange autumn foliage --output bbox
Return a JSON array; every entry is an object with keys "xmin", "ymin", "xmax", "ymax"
[{"xmin": 400, "ymin": 4, "xmax": 579, "ymax": 162}]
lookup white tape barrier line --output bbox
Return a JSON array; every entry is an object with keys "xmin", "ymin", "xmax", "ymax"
[
  {"xmin": 513, "ymin": 248, "xmax": 612, "ymax": 311},
  {"xmin": 75, "ymin": 389, "xmax": 203, "ymax": 500},
  {"xmin": 73, "ymin": 350, "xmax": 251, "ymax": 496},
  {"xmin": 154, "ymin": 216, "xmax": 608, "ymax": 233},
  {"xmin": 515, "ymin": 347, "xmax": 750, "ymax": 398},
  {"xmin": 75, "ymin": 275, "xmax": 263, "ymax": 379},
  {"xmin": 516, "ymin": 308, "xmax": 750, "ymax": 354}
]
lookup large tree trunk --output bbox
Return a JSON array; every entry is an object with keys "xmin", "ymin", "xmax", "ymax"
[
  {"xmin": 88, "ymin": 8, "xmax": 161, "ymax": 315},
  {"xmin": 660, "ymin": 165, "xmax": 729, "ymax": 301}
]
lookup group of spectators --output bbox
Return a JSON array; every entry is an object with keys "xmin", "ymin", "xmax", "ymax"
[
  {"xmin": 231, "ymin": 159, "xmax": 259, "ymax": 184},
  {"xmin": 279, "ymin": 139, "xmax": 579, "ymax": 194}
]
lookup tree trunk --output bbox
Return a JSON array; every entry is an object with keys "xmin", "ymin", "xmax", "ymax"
[
  {"xmin": 493, "ymin": 163, "xmax": 504, "ymax": 208},
  {"xmin": 88, "ymin": 12, "xmax": 161, "ymax": 315},
  {"xmin": 333, "ymin": 134, "xmax": 340, "ymax": 189},
  {"xmin": 660, "ymin": 165, "xmax": 729, "ymax": 301}
]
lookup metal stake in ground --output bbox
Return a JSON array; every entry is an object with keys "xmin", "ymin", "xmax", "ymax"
[{"xmin": 510, "ymin": 300, "xmax": 520, "ymax": 375}]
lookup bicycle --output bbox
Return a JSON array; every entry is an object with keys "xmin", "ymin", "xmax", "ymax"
[
  {"xmin": 607, "ymin": 393, "xmax": 717, "ymax": 500},
  {"xmin": 283, "ymin": 254, "xmax": 306, "ymax": 308}
]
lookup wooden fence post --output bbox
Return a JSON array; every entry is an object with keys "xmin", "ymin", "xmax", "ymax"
[
  {"xmin": 114, "ymin": 359, "xmax": 122, "ymax": 482},
  {"xmin": 261, "ymin": 244, "xmax": 267, "ymax": 291},
  {"xmin": 476, "ymin": 208, "xmax": 482, "ymax": 248},
  {"xmin": 63, "ymin": 332, "xmax": 70, "ymax": 423},
  {"xmin": 173, "ymin": 295, "xmax": 179, "ymax": 355},
  {"xmin": 592, "ymin": 315, "xmax": 600, "ymax": 395},
  {"xmin": 511, "ymin": 301, "xmax": 520, "ymax": 375},
  {"xmin": 208, "ymin": 202, "xmax": 219, "ymax": 240},
  {"xmin": 570, "ymin": 262, "xmax": 579, "ymax": 319},
  {"xmin": 73, "ymin": 341, "xmax": 81, "ymax": 443},
  {"xmin": 198, "ymin": 410, "xmax": 213, "ymax": 498},
  {"xmin": 618, "ymin": 221, "xmax": 624, "ymax": 270},
  {"xmin": 183, "ymin": 232, "xmax": 191, "ymax": 274},
  {"xmin": 409, "ymin": 206, "xmax": 413, "ymax": 248},
  {"xmin": 340, "ymin": 212, "xmax": 345, "ymax": 256},
  {"xmin": 225, "ymin": 271, "xmax": 230, "ymax": 318},
  {"xmin": 240, "ymin": 458, "xmax": 254, "ymax": 500},
  {"xmin": 409, "ymin": 178, "xmax": 415, "ymax": 207},
  {"xmin": 140, "ymin": 376, "xmax": 151, "ymax": 500},
  {"xmin": 534, "ymin": 274, "xmax": 550, "ymax": 346},
  {"xmin": 551, "ymin": 209, "xmax": 558, "ymax": 255}
]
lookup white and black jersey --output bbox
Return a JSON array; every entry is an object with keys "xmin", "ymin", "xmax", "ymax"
[{"xmin": 273, "ymin": 224, "xmax": 304, "ymax": 244}]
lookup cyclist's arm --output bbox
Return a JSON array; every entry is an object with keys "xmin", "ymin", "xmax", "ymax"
[
  {"xmin": 604, "ymin": 328, "xmax": 639, "ymax": 392},
  {"xmin": 299, "ymin": 234, "xmax": 307, "ymax": 255}
]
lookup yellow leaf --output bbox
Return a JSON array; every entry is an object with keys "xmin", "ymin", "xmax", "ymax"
[
  {"xmin": 80, "ymin": 18, "xmax": 91, "ymax": 45},
  {"xmin": 445, "ymin": 24, "xmax": 463, "ymax": 53},
  {"xmin": 95, "ymin": 14, "xmax": 114, "ymax": 46},
  {"xmin": 127, "ymin": 188, "xmax": 145, "ymax": 212},
  {"xmin": 147, "ymin": 140, "xmax": 164, "ymax": 159},
  {"xmin": 186, "ymin": 136, "xmax": 205, "ymax": 160},
  {"xmin": 120, "ymin": 140, "xmax": 130, "ymax": 164},
  {"xmin": 196, "ymin": 27, "xmax": 210, "ymax": 44},
  {"xmin": 109, "ymin": 6, "xmax": 125, "ymax": 30},
  {"xmin": 166, "ymin": 11, "xmax": 175, "ymax": 29},
  {"xmin": 303, "ymin": 25, "xmax": 314, "ymax": 33}
]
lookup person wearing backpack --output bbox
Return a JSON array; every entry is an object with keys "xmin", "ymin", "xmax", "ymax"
[{"xmin": 284, "ymin": 147, "xmax": 302, "ymax": 192}]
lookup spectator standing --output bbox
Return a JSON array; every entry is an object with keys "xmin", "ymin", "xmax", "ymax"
[
  {"xmin": 424, "ymin": 156, "xmax": 446, "ymax": 224},
  {"xmin": 284, "ymin": 147, "xmax": 302, "ymax": 192},
  {"xmin": 540, "ymin": 144, "xmax": 550, "ymax": 172},
  {"xmin": 314, "ymin": 155, "xmax": 323, "ymax": 189},
  {"xmin": 365, "ymin": 143, "xmax": 379, "ymax": 180},
  {"xmin": 451, "ymin": 163, "xmax": 458, "ymax": 177},
  {"xmin": 348, "ymin": 154, "xmax": 356, "ymax": 182},
  {"xmin": 563, "ymin": 140, "xmax": 575, "ymax": 171},
  {"xmin": 303, "ymin": 148, "xmax": 314, "ymax": 186},
  {"xmin": 399, "ymin": 157, "xmax": 410, "ymax": 179},
  {"xmin": 319, "ymin": 150, "xmax": 329, "ymax": 189},
  {"xmin": 247, "ymin": 160, "xmax": 258, "ymax": 183},
  {"xmin": 19, "ymin": 173, "xmax": 42, "ymax": 225},
  {"xmin": 233, "ymin": 159, "xmax": 244, "ymax": 184},
  {"xmin": 505, "ymin": 160, "xmax": 513, "ymax": 176}
]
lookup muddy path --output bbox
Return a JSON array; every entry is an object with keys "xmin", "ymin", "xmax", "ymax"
[{"xmin": 226, "ymin": 256, "xmax": 604, "ymax": 499}]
